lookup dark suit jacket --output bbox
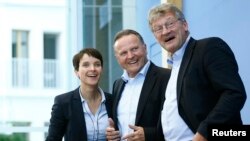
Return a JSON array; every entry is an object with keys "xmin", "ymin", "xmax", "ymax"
[
  {"xmin": 45, "ymin": 87, "xmax": 113, "ymax": 141},
  {"xmin": 112, "ymin": 62, "xmax": 171, "ymax": 141},
  {"xmin": 159, "ymin": 37, "xmax": 246, "ymax": 139}
]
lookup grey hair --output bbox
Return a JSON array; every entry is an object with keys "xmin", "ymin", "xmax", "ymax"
[{"xmin": 148, "ymin": 3, "xmax": 186, "ymax": 30}]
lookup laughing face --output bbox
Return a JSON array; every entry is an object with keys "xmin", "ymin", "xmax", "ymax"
[
  {"xmin": 114, "ymin": 34, "xmax": 148, "ymax": 78},
  {"xmin": 152, "ymin": 13, "xmax": 189, "ymax": 54},
  {"xmin": 75, "ymin": 54, "xmax": 102, "ymax": 87}
]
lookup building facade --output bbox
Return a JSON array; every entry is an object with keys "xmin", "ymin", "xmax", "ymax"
[{"xmin": 0, "ymin": 0, "xmax": 70, "ymax": 140}]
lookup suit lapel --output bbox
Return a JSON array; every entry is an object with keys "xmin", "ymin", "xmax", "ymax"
[
  {"xmin": 113, "ymin": 79, "xmax": 126, "ymax": 129},
  {"xmin": 177, "ymin": 38, "xmax": 196, "ymax": 103},
  {"xmin": 104, "ymin": 92, "xmax": 112, "ymax": 118},
  {"xmin": 135, "ymin": 63, "xmax": 157, "ymax": 124},
  {"xmin": 72, "ymin": 88, "xmax": 87, "ymax": 140}
]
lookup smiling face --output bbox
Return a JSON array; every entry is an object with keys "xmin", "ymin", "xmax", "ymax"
[
  {"xmin": 114, "ymin": 34, "xmax": 148, "ymax": 78},
  {"xmin": 152, "ymin": 12, "xmax": 189, "ymax": 54},
  {"xmin": 75, "ymin": 54, "xmax": 102, "ymax": 87}
]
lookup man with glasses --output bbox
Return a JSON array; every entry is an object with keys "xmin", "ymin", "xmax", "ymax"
[{"xmin": 148, "ymin": 3, "xmax": 246, "ymax": 141}]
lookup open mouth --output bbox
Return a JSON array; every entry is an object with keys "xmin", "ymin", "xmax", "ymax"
[
  {"xmin": 87, "ymin": 74, "xmax": 98, "ymax": 77},
  {"xmin": 165, "ymin": 36, "xmax": 175, "ymax": 43},
  {"xmin": 128, "ymin": 60, "xmax": 137, "ymax": 64}
]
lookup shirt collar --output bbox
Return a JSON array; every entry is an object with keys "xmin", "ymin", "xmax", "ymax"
[
  {"xmin": 79, "ymin": 87, "xmax": 106, "ymax": 103},
  {"xmin": 121, "ymin": 61, "xmax": 150, "ymax": 82},
  {"xmin": 172, "ymin": 35, "xmax": 191, "ymax": 62}
]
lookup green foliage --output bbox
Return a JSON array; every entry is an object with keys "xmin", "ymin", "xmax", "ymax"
[
  {"xmin": 0, "ymin": 133, "xmax": 28, "ymax": 141},
  {"xmin": 0, "ymin": 121, "xmax": 30, "ymax": 141}
]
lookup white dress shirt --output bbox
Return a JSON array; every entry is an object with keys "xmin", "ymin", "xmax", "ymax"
[
  {"xmin": 161, "ymin": 36, "xmax": 194, "ymax": 141},
  {"xmin": 117, "ymin": 61, "xmax": 150, "ymax": 139},
  {"xmin": 79, "ymin": 87, "xmax": 108, "ymax": 141}
]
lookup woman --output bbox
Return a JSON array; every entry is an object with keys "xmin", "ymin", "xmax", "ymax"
[{"xmin": 46, "ymin": 48, "xmax": 113, "ymax": 141}]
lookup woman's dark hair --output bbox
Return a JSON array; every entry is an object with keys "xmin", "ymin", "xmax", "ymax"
[{"xmin": 72, "ymin": 48, "xmax": 103, "ymax": 71}]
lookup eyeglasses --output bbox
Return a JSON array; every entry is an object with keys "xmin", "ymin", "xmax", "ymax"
[{"xmin": 153, "ymin": 19, "xmax": 180, "ymax": 34}]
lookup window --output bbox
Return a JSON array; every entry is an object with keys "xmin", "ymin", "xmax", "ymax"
[
  {"xmin": 82, "ymin": 0, "xmax": 123, "ymax": 92},
  {"xmin": 12, "ymin": 30, "xmax": 29, "ymax": 87},
  {"xmin": 43, "ymin": 33, "xmax": 58, "ymax": 88}
]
